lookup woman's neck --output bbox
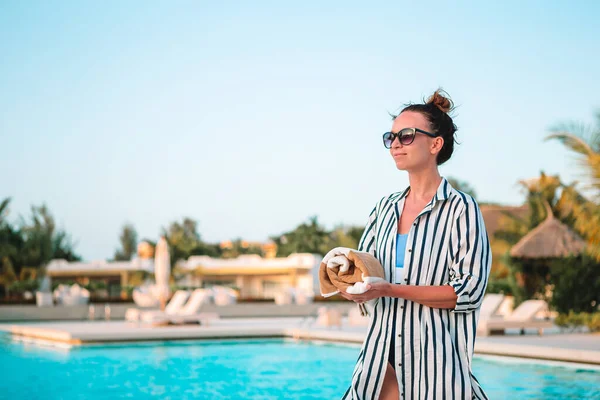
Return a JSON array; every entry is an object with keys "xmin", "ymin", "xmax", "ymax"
[{"xmin": 407, "ymin": 169, "xmax": 442, "ymax": 203}]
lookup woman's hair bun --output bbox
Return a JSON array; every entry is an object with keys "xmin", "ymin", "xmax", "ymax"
[{"xmin": 426, "ymin": 89, "xmax": 453, "ymax": 114}]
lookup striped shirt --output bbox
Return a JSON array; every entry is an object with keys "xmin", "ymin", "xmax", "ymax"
[{"xmin": 342, "ymin": 177, "xmax": 491, "ymax": 400}]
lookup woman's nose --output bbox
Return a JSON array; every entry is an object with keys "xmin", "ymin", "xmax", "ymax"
[{"xmin": 392, "ymin": 136, "xmax": 403, "ymax": 148}]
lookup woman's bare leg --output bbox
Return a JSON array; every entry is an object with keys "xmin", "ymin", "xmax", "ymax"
[{"xmin": 379, "ymin": 362, "xmax": 399, "ymax": 400}]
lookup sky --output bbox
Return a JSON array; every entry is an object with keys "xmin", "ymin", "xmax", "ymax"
[{"xmin": 1, "ymin": 1, "xmax": 599, "ymax": 261}]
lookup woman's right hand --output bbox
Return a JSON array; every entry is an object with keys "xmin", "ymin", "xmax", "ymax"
[
  {"xmin": 339, "ymin": 291, "xmax": 365, "ymax": 303},
  {"xmin": 339, "ymin": 291, "xmax": 352, "ymax": 301}
]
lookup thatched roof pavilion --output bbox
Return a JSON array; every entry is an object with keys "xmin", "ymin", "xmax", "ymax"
[{"xmin": 509, "ymin": 205, "xmax": 586, "ymax": 259}]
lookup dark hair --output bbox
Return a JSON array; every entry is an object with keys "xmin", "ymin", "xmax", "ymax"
[{"xmin": 394, "ymin": 89, "xmax": 458, "ymax": 165}]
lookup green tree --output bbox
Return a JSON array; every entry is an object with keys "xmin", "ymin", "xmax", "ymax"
[
  {"xmin": 493, "ymin": 172, "xmax": 585, "ymax": 304},
  {"xmin": 494, "ymin": 172, "xmax": 562, "ymax": 246},
  {"xmin": 0, "ymin": 198, "xmax": 23, "ymax": 271},
  {"xmin": 162, "ymin": 217, "xmax": 202, "ymax": 266},
  {"xmin": 18, "ymin": 204, "xmax": 80, "ymax": 269},
  {"xmin": 547, "ymin": 112, "xmax": 600, "ymax": 196},
  {"xmin": 270, "ymin": 216, "xmax": 366, "ymax": 258},
  {"xmin": 0, "ymin": 198, "xmax": 10, "ymax": 225},
  {"xmin": 548, "ymin": 254, "xmax": 600, "ymax": 314},
  {"xmin": 546, "ymin": 115, "xmax": 600, "ymax": 259},
  {"xmin": 220, "ymin": 238, "xmax": 263, "ymax": 259},
  {"xmin": 114, "ymin": 224, "xmax": 138, "ymax": 261},
  {"xmin": 189, "ymin": 242, "xmax": 222, "ymax": 258},
  {"xmin": 0, "ymin": 257, "xmax": 17, "ymax": 298},
  {"xmin": 0, "ymin": 199, "xmax": 79, "ymax": 297},
  {"xmin": 328, "ymin": 225, "xmax": 361, "ymax": 250}
]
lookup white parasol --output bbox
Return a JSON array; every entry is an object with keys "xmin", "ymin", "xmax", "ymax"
[{"xmin": 154, "ymin": 236, "xmax": 171, "ymax": 310}]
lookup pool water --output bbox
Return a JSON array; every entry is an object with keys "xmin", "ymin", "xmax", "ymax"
[{"xmin": 1, "ymin": 336, "xmax": 598, "ymax": 399}]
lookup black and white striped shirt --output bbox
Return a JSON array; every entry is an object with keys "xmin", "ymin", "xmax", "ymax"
[{"xmin": 342, "ymin": 177, "xmax": 491, "ymax": 400}]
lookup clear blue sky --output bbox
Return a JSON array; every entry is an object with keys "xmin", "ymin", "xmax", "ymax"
[{"xmin": 1, "ymin": 1, "xmax": 599, "ymax": 261}]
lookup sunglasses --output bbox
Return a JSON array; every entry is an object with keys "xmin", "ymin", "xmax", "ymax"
[{"xmin": 382, "ymin": 128, "xmax": 439, "ymax": 148}]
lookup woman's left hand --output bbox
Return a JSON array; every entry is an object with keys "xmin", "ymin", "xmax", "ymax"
[{"xmin": 341, "ymin": 281, "xmax": 391, "ymax": 303}]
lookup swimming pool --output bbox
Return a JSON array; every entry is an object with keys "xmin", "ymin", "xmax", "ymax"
[{"xmin": 1, "ymin": 336, "xmax": 598, "ymax": 399}]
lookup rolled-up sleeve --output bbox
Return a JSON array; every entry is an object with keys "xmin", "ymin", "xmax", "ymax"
[{"xmin": 447, "ymin": 197, "xmax": 491, "ymax": 314}]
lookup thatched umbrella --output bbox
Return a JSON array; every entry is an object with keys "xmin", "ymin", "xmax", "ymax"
[{"xmin": 510, "ymin": 203, "xmax": 586, "ymax": 259}]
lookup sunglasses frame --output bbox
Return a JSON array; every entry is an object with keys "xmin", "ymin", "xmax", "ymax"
[{"xmin": 382, "ymin": 128, "xmax": 439, "ymax": 148}]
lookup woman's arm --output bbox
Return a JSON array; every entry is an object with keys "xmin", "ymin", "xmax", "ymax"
[
  {"xmin": 340, "ymin": 281, "xmax": 458, "ymax": 310},
  {"xmin": 387, "ymin": 284, "xmax": 457, "ymax": 309}
]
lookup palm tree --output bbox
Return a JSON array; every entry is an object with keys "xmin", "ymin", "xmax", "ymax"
[
  {"xmin": 114, "ymin": 224, "xmax": 138, "ymax": 261},
  {"xmin": 494, "ymin": 173, "xmax": 562, "ymax": 247},
  {"xmin": 0, "ymin": 257, "xmax": 17, "ymax": 298},
  {"xmin": 546, "ymin": 112, "xmax": 600, "ymax": 258},
  {"xmin": 546, "ymin": 112, "xmax": 600, "ymax": 196},
  {"xmin": 270, "ymin": 216, "xmax": 333, "ymax": 257},
  {"xmin": 0, "ymin": 198, "xmax": 10, "ymax": 225}
]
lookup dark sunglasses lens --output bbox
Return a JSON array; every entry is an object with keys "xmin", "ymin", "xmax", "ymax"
[
  {"xmin": 400, "ymin": 130, "xmax": 415, "ymax": 145},
  {"xmin": 383, "ymin": 132, "xmax": 393, "ymax": 148}
]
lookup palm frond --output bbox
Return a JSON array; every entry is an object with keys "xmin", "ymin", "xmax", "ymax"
[
  {"xmin": 546, "ymin": 130, "xmax": 600, "ymax": 197},
  {"xmin": 0, "ymin": 197, "xmax": 10, "ymax": 224}
]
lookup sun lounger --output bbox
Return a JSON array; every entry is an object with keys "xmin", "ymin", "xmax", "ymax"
[
  {"xmin": 477, "ymin": 299, "xmax": 553, "ymax": 336},
  {"xmin": 212, "ymin": 286, "xmax": 237, "ymax": 306},
  {"xmin": 125, "ymin": 290, "xmax": 190, "ymax": 322},
  {"xmin": 167, "ymin": 289, "xmax": 219, "ymax": 325},
  {"xmin": 479, "ymin": 293, "xmax": 505, "ymax": 319}
]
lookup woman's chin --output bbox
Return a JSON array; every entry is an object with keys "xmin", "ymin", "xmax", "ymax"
[{"xmin": 394, "ymin": 160, "xmax": 409, "ymax": 171}]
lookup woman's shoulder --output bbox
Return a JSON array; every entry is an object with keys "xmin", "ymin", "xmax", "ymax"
[
  {"xmin": 446, "ymin": 186, "xmax": 482, "ymax": 215},
  {"xmin": 372, "ymin": 190, "xmax": 407, "ymax": 212}
]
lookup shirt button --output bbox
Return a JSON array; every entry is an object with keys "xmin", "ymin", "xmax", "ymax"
[
  {"xmin": 398, "ymin": 362, "xmax": 402, "ymax": 367},
  {"xmin": 397, "ymin": 333, "xmax": 401, "ymax": 337},
  {"xmin": 400, "ymin": 305, "xmax": 404, "ymax": 309}
]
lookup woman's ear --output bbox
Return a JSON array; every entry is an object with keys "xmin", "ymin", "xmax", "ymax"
[{"xmin": 430, "ymin": 137, "xmax": 444, "ymax": 155}]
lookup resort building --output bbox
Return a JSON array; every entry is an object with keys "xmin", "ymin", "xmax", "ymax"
[
  {"xmin": 46, "ymin": 258, "xmax": 154, "ymax": 297},
  {"xmin": 177, "ymin": 253, "xmax": 322, "ymax": 299}
]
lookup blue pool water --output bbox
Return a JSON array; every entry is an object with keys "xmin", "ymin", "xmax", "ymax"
[{"xmin": 0, "ymin": 335, "xmax": 599, "ymax": 399}]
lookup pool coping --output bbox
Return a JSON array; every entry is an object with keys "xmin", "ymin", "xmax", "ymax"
[{"xmin": 4, "ymin": 322, "xmax": 600, "ymax": 366}]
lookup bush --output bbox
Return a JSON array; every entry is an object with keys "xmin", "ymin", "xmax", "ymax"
[
  {"xmin": 586, "ymin": 313, "xmax": 600, "ymax": 332},
  {"xmin": 485, "ymin": 277, "xmax": 513, "ymax": 295},
  {"xmin": 83, "ymin": 281, "xmax": 108, "ymax": 292},
  {"xmin": 503, "ymin": 254, "xmax": 550, "ymax": 307},
  {"xmin": 52, "ymin": 280, "xmax": 75, "ymax": 291},
  {"xmin": 504, "ymin": 253, "xmax": 600, "ymax": 312},
  {"xmin": 549, "ymin": 255, "xmax": 600, "ymax": 314},
  {"xmin": 555, "ymin": 311, "xmax": 600, "ymax": 332},
  {"xmin": 120, "ymin": 285, "xmax": 134, "ymax": 297},
  {"xmin": 8, "ymin": 279, "xmax": 39, "ymax": 294}
]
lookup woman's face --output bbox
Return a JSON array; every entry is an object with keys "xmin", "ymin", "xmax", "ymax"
[{"xmin": 389, "ymin": 111, "xmax": 443, "ymax": 172}]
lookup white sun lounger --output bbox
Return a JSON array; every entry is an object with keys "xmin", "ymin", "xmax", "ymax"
[
  {"xmin": 478, "ymin": 293, "xmax": 506, "ymax": 319},
  {"xmin": 125, "ymin": 290, "xmax": 190, "ymax": 322},
  {"xmin": 477, "ymin": 299, "xmax": 553, "ymax": 336},
  {"xmin": 168, "ymin": 289, "xmax": 220, "ymax": 325}
]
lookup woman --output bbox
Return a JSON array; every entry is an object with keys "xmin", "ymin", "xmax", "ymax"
[{"xmin": 340, "ymin": 90, "xmax": 491, "ymax": 400}]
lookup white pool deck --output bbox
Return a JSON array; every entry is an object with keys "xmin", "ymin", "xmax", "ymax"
[{"xmin": 2, "ymin": 318, "xmax": 599, "ymax": 366}]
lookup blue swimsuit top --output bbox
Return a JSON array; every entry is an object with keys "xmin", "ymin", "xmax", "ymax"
[{"xmin": 395, "ymin": 233, "xmax": 408, "ymax": 283}]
